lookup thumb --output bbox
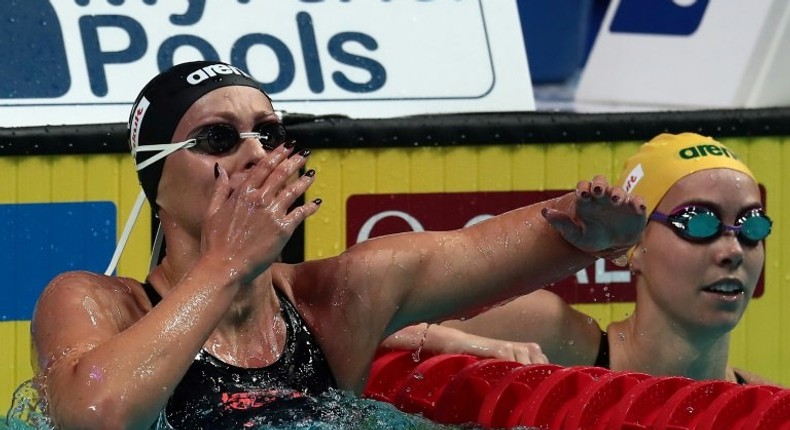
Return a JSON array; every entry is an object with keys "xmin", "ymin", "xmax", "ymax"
[{"xmin": 541, "ymin": 207, "xmax": 582, "ymax": 242}]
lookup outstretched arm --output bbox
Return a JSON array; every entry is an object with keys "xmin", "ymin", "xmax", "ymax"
[{"xmin": 333, "ymin": 175, "xmax": 645, "ymax": 337}]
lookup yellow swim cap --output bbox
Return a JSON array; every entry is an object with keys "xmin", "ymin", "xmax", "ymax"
[{"xmin": 616, "ymin": 132, "xmax": 755, "ymax": 216}]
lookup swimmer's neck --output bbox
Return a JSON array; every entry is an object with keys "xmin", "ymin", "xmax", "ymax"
[
  {"xmin": 608, "ymin": 315, "xmax": 731, "ymax": 381},
  {"xmin": 150, "ymin": 251, "xmax": 286, "ymax": 365}
]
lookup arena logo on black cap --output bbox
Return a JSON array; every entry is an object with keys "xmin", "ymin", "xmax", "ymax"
[{"xmin": 186, "ymin": 64, "xmax": 252, "ymax": 85}]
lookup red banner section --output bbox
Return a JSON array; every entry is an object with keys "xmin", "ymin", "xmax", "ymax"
[
  {"xmin": 346, "ymin": 191, "xmax": 635, "ymax": 304},
  {"xmin": 346, "ymin": 191, "xmax": 765, "ymax": 304}
]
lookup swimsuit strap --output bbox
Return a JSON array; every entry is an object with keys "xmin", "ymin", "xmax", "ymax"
[
  {"xmin": 733, "ymin": 370, "xmax": 747, "ymax": 385},
  {"xmin": 142, "ymin": 281, "xmax": 161, "ymax": 307},
  {"xmin": 593, "ymin": 330, "xmax": 610, "ymax": 369}
]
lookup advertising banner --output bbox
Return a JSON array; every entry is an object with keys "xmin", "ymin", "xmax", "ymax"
[
  {"xmin": 577, "ymin": 0, "xmax": 790, "ymax": 109},
  {"xmin": 0, "ymin": 0, "xmax": 535, "ymax": 127}
]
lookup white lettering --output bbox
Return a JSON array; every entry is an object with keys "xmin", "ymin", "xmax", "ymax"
[
  {"xmin": 464, "ymin": 214, "xmax": 494, "ymax": 227},
  {"xmin": 622, "ymin": 164, "xmax": 644, "ymax": 194},
  {"xmin": 594, "ymin": 259, "xmax": 631, "ymax": 284},
  {"xmin": 129, "ymin": 97, "xmax": 150, "ymax": 155},
  {"xmin": 356, "ymin": 210, "xmax": 424, "ymax": 243},
  {"xmin": 575, "ymin": 267, "xmax": 589, "ymax": 284},
  {"xmin": 186, "ymin": 70, "xmax": 209, "ymax": 85},
  {"xmin": 186, "ymin": 64, "xmax": 252, "ymax": 85}
]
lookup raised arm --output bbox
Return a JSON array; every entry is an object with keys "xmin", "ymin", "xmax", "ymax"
[
  {"xmin": 336, "ymin": 176, "xmax": 644, "ymax": 337},
  {"xmin": 32, "ymin": 145, "xmax": 317, "ymax": 429}
]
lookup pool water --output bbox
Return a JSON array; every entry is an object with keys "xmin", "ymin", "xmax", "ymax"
[{"xmin": 2, "ymin": 379, "xmax": 480, "ymax": 430}]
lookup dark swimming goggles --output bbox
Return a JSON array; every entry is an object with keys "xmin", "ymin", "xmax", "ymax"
[
  {"xmin": 135, "ymin": 122, "xmax": 288, "ymax": 171},
  {"xmin": 190, "ymin": 122, "xmax": 288, "ymax": 154},
  {"xmin": 650, "ymin": 205, "xmax": 772, "ymax": 246}
]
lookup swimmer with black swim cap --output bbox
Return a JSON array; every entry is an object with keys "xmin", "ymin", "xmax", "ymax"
[{"xmin": 32, "ymin": 59, "xmax": 645, "ymax": 430}]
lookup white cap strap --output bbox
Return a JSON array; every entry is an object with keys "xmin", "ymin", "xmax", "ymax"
[
  {"xmin": 135, "ymin": 140, "xmax": 196, "ymax": 171},
  {"xmin": 104, "ymin": 190, "xmax": 147, "ymax": 276}
]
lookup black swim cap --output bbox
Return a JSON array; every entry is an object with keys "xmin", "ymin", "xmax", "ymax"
[{"xmin": 127, "ymin": 61, "xmax": 264, "ymax": 211}]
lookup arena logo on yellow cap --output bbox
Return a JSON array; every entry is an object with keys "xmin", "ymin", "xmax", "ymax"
[
  {"xmin": 678, "ymin": 142, "xmax": 742, "ymax": 160},
  {"xmin": 617, "ymin": 132, "xmax": 755, "ymax": 217}
]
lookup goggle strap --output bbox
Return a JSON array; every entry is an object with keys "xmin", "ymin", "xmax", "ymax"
[
  {"xmin": 104, "ymin": 189, "xmax": 147, "ymax": 276},
  {"xmin": 136, "ymin": 140, "xmax": 196, "ymax": 171}
]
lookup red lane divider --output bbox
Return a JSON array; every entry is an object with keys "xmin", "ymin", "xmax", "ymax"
[
  {"xmin": 395, "ymin": 353, "xmax": 479, "ymax": 417},
  {"xmin": 362, "ymin": 349, "xmax": 790, "ymax": 430},
  {"xmin": 606, "ymin": 376, "xmax": 696, "ymax": 430},
  {"xmin": 650, "ymin": 380, "xmax": 738, "ymax": 430},
  {"xmin": 478, "ymin": 363, "xmax": 563, "ymax": 428},
  {"xmin": 695, "ymin": 384, "xmax": 782, "ymax": 430},
  {"xmin": 751, "ymin": 390, "xmax": 790, "ymax": 430},
  {"xmin": 432, "ymin": 359, "xmax": 522, "ymax": 425},
  {"xmin": 518, "ymin": 366, "xmax": 612, "ymax": 428},
  {"xmin": 562, "ymin": 370, "xmax": 652, "ymax": 430}
]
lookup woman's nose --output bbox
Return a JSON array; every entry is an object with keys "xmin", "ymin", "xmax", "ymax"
[
  {"xmin": 715, "ymin": 231, "xmax": 744, "ymax": 268},
  {"xmin": 238, "ymin": 136, "xmax": 267, "ymax": 169}
]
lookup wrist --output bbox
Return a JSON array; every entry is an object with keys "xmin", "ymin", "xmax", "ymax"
[{"xmin": 193, "ymin": 253, "xmax": 248, "ymax": 287}]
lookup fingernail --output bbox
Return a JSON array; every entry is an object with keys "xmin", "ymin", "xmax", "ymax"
[
  {"xmin": 581, "ymin": 191, "xmax": 591, "ymax": 198},
  {"xmin": 285, "ymin": 140, "xmax": 296, "ymax": 149},
  {"xmin": 304, "ymin": 169, "xmax": 316, "ymax": 177},
  {"xmin": 640, "ymin": 204, "xmax": 647, "ymax": 211},
  {"xmin": 593, "ymin": 186, "xmax": 602, "ymax": 194},
  {"xmin": 298, "ymin": 148, "xmax": 311, "ymax": 157},
  {"xmin": 313, "ymin": 198, "xmax": 322, "ymax": 205},
  {"xmin": 214, "ymin": 163, "xmax": 219, "ymax": 179},
  {"xmin": 612, "ymin": 195, "xmax": 621, "ymax": 203},
  {"xmin": 541, "ymin": 207, "xmax": 548, "ymax": 217}
]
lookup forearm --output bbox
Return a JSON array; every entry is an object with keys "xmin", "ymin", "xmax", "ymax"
[
  {"xmin": 382, "ymin": 323, "xmax": 491, "ymax": 355},
  {"xmin": 382, "ymin": 323, "xmax": 548, "ymax": 364},
  {"xmin": 404, "ymin": 199, "xmax": 595, "ymax": 321}
]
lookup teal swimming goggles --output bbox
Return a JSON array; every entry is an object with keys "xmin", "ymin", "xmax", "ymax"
[{"xmin": 650, "ymin": 205, "xmax": 772, "ymax": 246}]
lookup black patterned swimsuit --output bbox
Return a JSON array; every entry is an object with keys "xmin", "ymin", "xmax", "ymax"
[
  {"xmin": 142, "ymin": 282, "xmax": 337, "ymax": 429},
  {"xmin": 594, "ymin": 330, "xmax": 747, "ymax": 384}
]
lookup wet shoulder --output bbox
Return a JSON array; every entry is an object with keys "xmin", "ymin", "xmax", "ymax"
[{"xmin": 35, "ymin": 270, "xmax": 151, "ymax": 326}]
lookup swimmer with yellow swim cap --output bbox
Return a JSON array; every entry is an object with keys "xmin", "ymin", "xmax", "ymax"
[{"xmin": 398, "ymin": 132, "xmax": 780, "ymax": 386}]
